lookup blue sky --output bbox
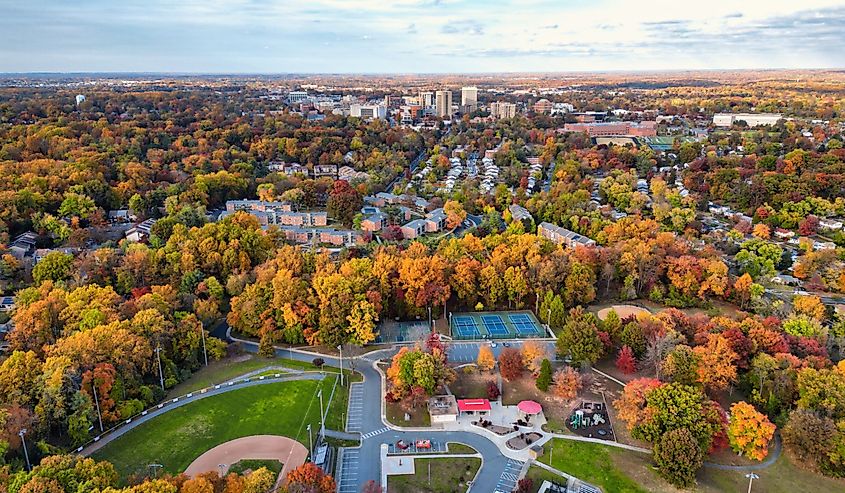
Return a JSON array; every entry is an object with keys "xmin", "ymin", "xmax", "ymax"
[{"xmin": 1, "ymin": 0, "xmax": 844, "ymax": 73}]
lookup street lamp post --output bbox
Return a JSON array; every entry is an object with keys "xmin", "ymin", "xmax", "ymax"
[
  {"xmin": 745, "ymin": 473, "xmax": 759, "ymax": 493},
  {"xmin": 92, "ymin": 380, "xmax": 104, "ymax": 432},
  {"xmin": 428, "ymin": 305, "xmax": 432, "ymax": 330},
  {"xmin": 318, "ymin": 390, "xmax": 325, "ymax": 439},
  {"xmin": 307, "ymin": 424, "xmax": 313, "ymax": 459},
  {"xmin": 200, "ymin": 326, "xmax": 208, "ymax": 367},
  {"xmin": 547, "ymin": 308, "xmax": 552, "ymax": 325},
  {"xmin": 19, "ymin": 428, "xmax": 31, "ymax": 471},
  {"xmin": 155, "ymin": 346, "xmax": 165, "ymax": 391},
  {"xmin": 337, "ymin": 345, "xmax": 344, "ymax": 386}
]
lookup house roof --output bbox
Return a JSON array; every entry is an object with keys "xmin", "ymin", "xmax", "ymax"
[{"xmin": 457, "ymin": 399, "xmax": 491, "ymax": 412}]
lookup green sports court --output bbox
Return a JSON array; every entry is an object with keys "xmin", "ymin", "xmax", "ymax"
[{"xmin": 449, "ymin": 310, "xmax": 548, "ymax": 340}]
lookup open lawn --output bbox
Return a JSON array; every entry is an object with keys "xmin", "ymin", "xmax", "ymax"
[
  {"xmin": 449, "ymin": 369, "xmax": 493, "ymax": 399},
  {"xmin": 166, "ymin": 355, "xmax": 278, "ymax": 397},
  {"xmin": 538, "ymin": 438, "xmax": 845, "ymax": 493},
  {"xmin": 94, "ymin": 378, "xmax": 339, "ymax": 480},
  {"xmin": 387, "ymin": 457, "xmax": 481, "ymax": 493},
  {"xmin": 386, "ymin": 400, "xmax": 431, "ymax": 427}
]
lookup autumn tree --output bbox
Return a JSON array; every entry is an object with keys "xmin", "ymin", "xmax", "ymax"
[
  {"xmin": 520, "ymin": 340, "xmax": 548, "ymax": 374},
  {"xmin": 693, "ymin": 334, "xmax": 738, "ymax": 393},
  {"xmin": 476, "ymin": 345, "xmax": 495, "ymax": 372},
  {"xmin": 498, "ymin": 348, "xmax": 524, "ymax": 381},
  {"xmin": 346, "ymin": 299, "xmax": 378, "ymax": 345},
  {"xmin": 327, "ymin": 180, "xmax": 363, "ymax": 227},
  {"xmin": 443, "ymin": 200, "xmax": 467, "ymax": 230},
  {"xmin": 550, "ymin": 367, "xmax": 582, "ymax": 401},
  {"xmin": 614, "ymin": 378, "xmax": 663, "ymax": 431},
  {"xmin": 727, "ymin": 402, "xmax": 776, "ymax": 461},
  {"xmin": 285, "ymin": 462, "xmax": 336, "ymax": 493},
  {"xmin": 615, "ymin": 345, "xmax": 637, "ymax": 375},
  {"xmin": 662, "ymin": 345, "xmax": 700, "ymax": 386}
]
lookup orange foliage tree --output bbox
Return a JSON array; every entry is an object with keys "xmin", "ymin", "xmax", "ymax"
[{"xmin": 727, "ymin": 402, "xmax": 776, "ymax": 460}]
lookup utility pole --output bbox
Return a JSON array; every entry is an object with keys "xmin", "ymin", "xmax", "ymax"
[
  {"xmin": 92, "ymin": 380, "xmax": 104, "ymax": 432},
  {"xmin": 155, "ymin": 346, "xmax": 165, "ymax": 391},
  {"xmin": 200, "ymin": 326, "xmax": 208, "ymax": 366},
  {"xmin": 19, "ymin": 429, "xmax": 31, "ymax": 471},
  {"xmin": 745, "ymin": 473, "xmax": 759, "ymax": 493},
  {"xmin": 337, "ymin": 345, "xmax": 344, "ymax": 386}
]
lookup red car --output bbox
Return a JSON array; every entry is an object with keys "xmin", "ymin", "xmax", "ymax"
[{"xmin": 415, "ymin": 439, "xmax": 431, "ymax": 449}]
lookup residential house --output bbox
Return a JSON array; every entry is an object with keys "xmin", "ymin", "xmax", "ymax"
[
  {"xmin": 819, "ymin": 218, "xmax": 844, "ymax": 231},
  {"xmin": 9, "ymin": 232, "xmax": 38, "ymax": 260},
  {"xmin": 361, "ymin": 212, "xmax": 387, "ymax": 232},
  {"xmin": 509, "ymin": 204, "xmax": 532, "ymax": 223},
  {"xmin": 312, "ymin": 164, "xmax": 338, "ymax": 179},
  {"xmin": 126, "ymin": 218, "xmax": 157, "ymax": 242},
  {"xmin": 108, "ymin": 209, "xmax": 137, "ymax": 223},
  {"xmin": 425, "ymin": 208, "xmax": 447, "ymax": 232}
]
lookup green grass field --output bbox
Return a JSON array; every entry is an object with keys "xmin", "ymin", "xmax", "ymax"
[
  {"xmin": 94, "ymin": 378, "xmax": 338, "ymax": 480},
  {"xmin": 537, "ymin": 438, "xmax": 845, "ymax": 493},
  {"xmin": 388, "ymin": 457, "xmax": 481, "ymax": 493}
]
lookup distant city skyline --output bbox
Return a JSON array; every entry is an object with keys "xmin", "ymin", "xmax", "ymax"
[{"xmin": 1, "ymin": 0, "xmax": 844, "ymax": 73}]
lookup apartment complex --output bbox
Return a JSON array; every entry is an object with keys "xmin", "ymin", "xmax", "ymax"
[
  {"xmin": 712, "ymin": 113, "xmax": 783, "ymax": 127},
  {"xmin": 436, "ymin": 90, "xmax": 453, "ymax": 117},
  {"xmin": 490, "ymin": 101, "xmax": 517, "ymax": 119},
  {"xmin": 461, "ymin": 86, "xmax": 478, "ymax": 112},
  {"xmin": 538, "ymin": 222, "xmax": 596, "ymax": 248},
  {"xmin": 562, "ymin": 121, "xmax": 657, "ymax": 137}
]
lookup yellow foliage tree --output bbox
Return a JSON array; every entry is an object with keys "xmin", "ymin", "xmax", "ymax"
[
  {"xmin": 727, "ymin": 401, "xmax": 776, "ymax": 461},
  {"xmin": 520, "ymin": 340, "xmax": 549, "ymax": 374},
  {"xmin": 476, "ymin": 345, "xmax": 495, "ymax": 372}
]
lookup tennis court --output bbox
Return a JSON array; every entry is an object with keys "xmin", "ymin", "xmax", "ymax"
[{"xmin": 450, "ymin": 310, "xmax": 547, "ymax": 340}]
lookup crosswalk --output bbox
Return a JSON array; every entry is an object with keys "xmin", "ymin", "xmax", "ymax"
[
  {"xmin": 360, "ymin": 426, "xmax": 390, "ymax": 440},
  {"xmin": 337, "ymin": 448, "xmax": 360, "ymax": 493},
  {"xmin": 495, "ymin": 458, "xmax": 524, "ymax": 492}
]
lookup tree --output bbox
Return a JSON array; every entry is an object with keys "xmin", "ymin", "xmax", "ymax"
[
  {"xmin": 614, "ymin": 378, "xmax": 662, "ymax": 431},
  {"xmin": 58, "ymin": 192, "xmax": 97, "ymax": 219},
  {"xmin": 476, "ymin": 345, "xmax": 495, "ymax": 372},
  {"xmin": 258, "ymin": 332, "xmax": 276, "ymax": 358},
  {"xmin": 602, "ymin": 309, "xmax": 622, "ymax": 339},
  {"xmin": 727, "ymin": 402, "xmax": 776, "ymax": 461},
  {"xmin": 634, "ymin": 383, "xmax": 719, "ymax": 450},
  {"xmin": 661, "ymin": 345, "xmax": 699, "ymax": 386},
  {"xmin": 536, "ymin": 359, "xmax": 553, "ymax": 391},
  {"xmin": 615, "ymin": 345, "xmax": 637, "ymax": 374},
  {"xmin": 799, "ymin": 215, "xmax": 820, "ymax": 236},
  {"xmin": 486, "ymin": 380, "xmax": 501, "ymax": 400},
  {"xmin": 550, "ymin": 367, "xmax": 581, "ymax": 401},
  {"xmin": 32, "ymin": 252, "xmax": 74, "ymax": 284},
  {"xmin": 653, "ymin": 427, "xmax": 704, "ymax": 488},
  {"xmin": 619, "ymin": 321, "xmax": 645, "ymax": 356},
  {"xmin": 285, "ymin": 462, "xmax": 336, "ymax": 493},
  {"xmin": 498, "ymin": 348, "xmax": 524, "ymax": 381},
  {"xmin": 793, "ymin": 295, "xmax": 827, "ymax": 322},
  {"xmin": 327, "ymin": 180, "xmax": 363, "ymax": 227},
  {"xmin": 693, "ymin": 334, "xmax": 738, "ymax": 393},
  {"xmin": 360, "ymin": 480, "xmax": 383, "ymax": 493},
  {"xmin": 781, "ymin": 409, "xmax": 839, "ymax": 475},
  {"xmin": 556, "ymin": 307, "xmax": 603, "ymax": 365},
  {"xmin": 520, "ymin": 340, "xmax": 548, "ymax": 374},
  {"xmin": 514, "ymin": 477, "xmax": 534, "ymax": 493},
  {"xmin": 243, "ymin": 468, "xmax": 276, "ymax": 493},
  {"xmin": 796, "ymin": 367, "xmax": 845, "ymax": 419},
  {"xmin": 346, "ymin": 299, "xmax": 378, "ymax": 345},
  {"xmin": 752, "ymin": 223, "xmax": 771, "ymax": 239},
  {"xmin": 443, "ymin": 200, "xmax": 467, "ymax": 230}
]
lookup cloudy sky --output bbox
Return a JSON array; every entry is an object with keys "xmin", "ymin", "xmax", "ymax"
[{"xmin": 1, "ymin": 0, "xmax": 844, "ymax": 73}]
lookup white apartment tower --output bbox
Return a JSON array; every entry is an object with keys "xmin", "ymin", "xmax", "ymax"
[
  {"xmin": 435, "ymin": 90, "xmax": 453, "ymax": 118},
  {"xmin": 461, "ymin": 86, "xmax": 478, "ymax": 112}
]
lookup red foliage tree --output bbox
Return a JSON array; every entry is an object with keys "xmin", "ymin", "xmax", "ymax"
[
  {"xmin": 498, "ymin": 348, "xmax": 524, "ymax": 381},
  {"xmin": 486, "ymin": 380, "xmax": 500, "ymax": 400},
  {"xmin": 382, "ymin": 225, "xmax": 404, "ymax": 241},
  {"xmin": 798, "ymin": 215, "xmax": 819, "ymax": 236},
  {"xmin": 615, "ymin": 345, "xmax": 637, "ymax": 375},
  {"xmin": 285, "ymin": 462, "xmax": 336, "ymax": 493}
]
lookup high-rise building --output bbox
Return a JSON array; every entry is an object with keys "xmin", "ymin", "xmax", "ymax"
[
  {"xmin": 490, "ymin": 101, "xmax": 517, "ymax": 119},
  {"xmin": 419, "ymin": 91, "xmax": 435, "ymax": 107},
  {"xmin": 461, "ymin": 86, "xmax": 478, "ymax": 112},
  {"xmin": 435, "ymin": 90, "xmax": 453, "ymax": 118}
]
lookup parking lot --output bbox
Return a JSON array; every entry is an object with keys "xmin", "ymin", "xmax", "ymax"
[
  {"xmin": 346, "ymin": 383, "xmax": 364, "ymax": 433},
  {"xmin": 337, "ymin": 448, "xmax": 360, "ymax": 493},
  {"xmin": 495, "ymin": 458, "xmax": 525, "ymax": 492},
  {"xmin": 387, "ymin": 439, "xmax": 446, "ymax": 455}
]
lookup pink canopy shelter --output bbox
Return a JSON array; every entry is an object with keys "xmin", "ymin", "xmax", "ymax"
[{"xmin": 517, "ymin": 400, "xmax": 542, "ymax": 415}]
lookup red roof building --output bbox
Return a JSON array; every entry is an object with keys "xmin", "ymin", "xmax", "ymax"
[{"xmin": 456, "ymin": 399, "xmax": 492, "ymax": 413}]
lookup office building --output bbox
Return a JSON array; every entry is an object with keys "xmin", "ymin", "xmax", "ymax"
[
  {"xmin": 287, "ymin": 91, "xmax": 310, "ymax": 103},
  {"xmin": 533, "ymin": 98, "xmax": 552, "ymax": 113},
  {"xmin": 435, "ymin": 90, "xmax": 453, "ymax": 118},
  {"xmin": 562, "ymin": 121, "xmax": 657, "ymax": 137},
  {"xmin": 350, "ymin": 104, "xmax": 387, "ymax": 119},
  {"xmin": 419, "ymin": 91, "xmax": 435, "ymax": 107}
]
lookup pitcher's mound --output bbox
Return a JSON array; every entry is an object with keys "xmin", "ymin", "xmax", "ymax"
[
  {"xmin": 596, "ymin": 305, "xmax": 650, "ymax": 321},
  {"xmin": 185, "ymin": 435, "xmax": 307, "ymax": 480}
]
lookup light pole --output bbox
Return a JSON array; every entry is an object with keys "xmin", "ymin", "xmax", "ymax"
[
  {"xmin": 337, "ymin": 345, "xmax": 344, "ymax": 386},
  {"xmin": 547, "ymin": 308, "xmax": 552, "ymax": 325},
  {"xmin": 155, "ymin": 345, "xmax": 165, "ymax": 391},
  {"xmin": 19, "ymin": 429, "xmax": 31, "ymax": 471},
  {"xmin": 148, "ymin": 464, "xmax": 163, "ymax": 478},
  {"xmin": 218, "ymin": 464, "xmax": 227, "ymax": 477},
  {"xmin": 318, "ymin": 390, "xmax": 325, "ymax": 439},
  {"xmin": 745, "ymin": 473, "xmax": 759, "ymax": 493},
  {"xmin": 428, "ymin": 305, "xmax": 432, "ymax": 330},
  {"xmin": 307, "ymin": 424, "xmax": 313, "ymax": 459},
  {"xmin": 200, "ymin": 326, "xmax": 208, "ymax": 367},
  {"xmin": 92, "ymin": 380, "xmax": 104, "ymax": 433}
]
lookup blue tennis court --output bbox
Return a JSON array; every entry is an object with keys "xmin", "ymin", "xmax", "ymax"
[
  {"xmin": 452, "ymin": 315, "xmax": 481, "ymax": 338},
  {"xmin": 481, "ymin": 314, "xmax": 509, "ymax": 335},
  {"xmin": 450, "ymin": 310, "xmax": 547, "ymax": 340},
  {"xmin": 508, "ymin": 313, "xmax": 542, "ymax": 335}
]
